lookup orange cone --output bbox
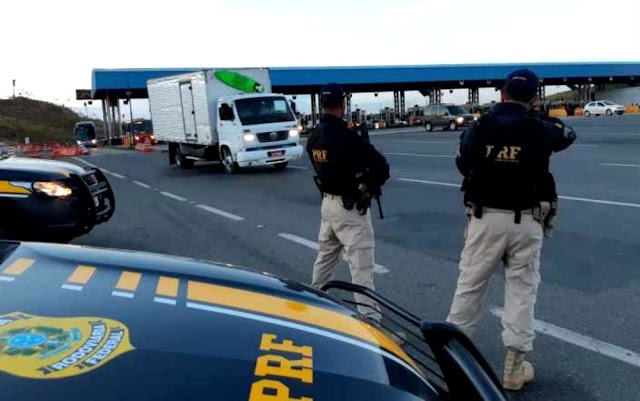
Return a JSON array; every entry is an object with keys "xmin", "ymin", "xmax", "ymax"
[{"xmin": 141, "ymin": 137, "xmax": 154, "ymax": 153}]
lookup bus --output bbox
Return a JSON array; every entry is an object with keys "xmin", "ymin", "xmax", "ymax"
[{"xmin": 73, "ymin": 121, "xmax": 98, "ymax": 148}]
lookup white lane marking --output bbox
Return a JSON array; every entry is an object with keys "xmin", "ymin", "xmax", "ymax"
[
  {"xmin": 397, "ymin": 178, "xmax": 640, "ymax": 208},
  {"xmin": 385, "ymin": 152, "xmax": 455, "ymax": 158},
  {"xmin": 71, "ymin": 157, "xmax": 98, "ymax": 168},
  {"xmin": 490, "ymin": 307, "xmax": 640, "ymax": 368},
  {"xmin": 133, "ymin": 180, "xmax": 152, "ymax": 189},
  {"xmin": 392, "ymin": 140, "xmax": 454, "ymax": 144},
  {"xmin": 288, "ymin": 166, "xmax": 309, "ymax": 170},
  {"xmin": 154, "ymin": 297, "xmax": 177, "ymax": 305},
  {"xmin": 61, "ymin": 284, "xmax": 83, "ymax": 291},
  {"xmin": 0, "ymin": 276, "xmax": 16, "ymax": 282},
  {"xmin": 160, "ymin": 191, "xmax": 187, "ymax": 202},
  {"xmin": 186, "ymin": 301, "xmax": 431, "ymax": 387},
  {"xmin": 277, "ymin": 233, "xmax": 390, "ymax": 274},
  {"xmin": 572, "ymin": 144, "xmax": 599, "ymax": 148},
  {"xmin": 196, "ymin": 204, "xmax": 244, "ymax": 221},
  {"xmin": 558, "ymin": 196, "xmax": 640, "ymax": 208},
  {"xmin": 396, "ymin": 178, "xmax": 461, "ymax": 188},
  {"xmin": 601, "ymin": 163, "xmax": 640, "ymax": 168},
  {"xmin": 112, "ymin": 291, "xmax": 135, "ymax": 299},
  {"xmin": 108, "ymin": 172, "xmax": 127, "ymax": 179}
]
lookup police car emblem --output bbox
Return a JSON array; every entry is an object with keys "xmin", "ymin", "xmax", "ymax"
[
  {"xmin": 270, "ymin": 132, "xmax": 278, "ymax": 140},
  {"xmin": 0, "ymin": 312, "xmax": 134, "ymax": 379}
]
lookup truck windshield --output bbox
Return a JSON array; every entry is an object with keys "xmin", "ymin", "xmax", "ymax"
[{"xmin": 235, "ymin": 97, "xmax": 296, "ymax": 125}]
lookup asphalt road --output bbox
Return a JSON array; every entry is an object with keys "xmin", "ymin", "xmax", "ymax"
[{"xmin": 70, "ymin": 114, "xmax": 640, "ymax": 401}]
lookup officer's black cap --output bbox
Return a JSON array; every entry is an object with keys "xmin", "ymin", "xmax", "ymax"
[
  {"xmin": 320, "ymin": 83, "xmax": 346, "ymax": 108},
  {"xmin": 504, "ymin": 69, "xmax": 539, "ymax": 102}
]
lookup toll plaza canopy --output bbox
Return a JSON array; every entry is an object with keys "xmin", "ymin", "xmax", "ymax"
[{"xmin": 88, "ymin": 62, "xmax": 640, "ymax": 100}]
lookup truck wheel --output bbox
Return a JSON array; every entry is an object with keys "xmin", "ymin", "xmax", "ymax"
[
  {"xmin": 425, "ymin": 122, "xmax": 433, "ymax": 132},
  {"xmin": 448, "ymin": 121, "xmax": 457, "ymax": 131},
  {"xmin": 175, "ymin": 147, "xmax": 194, "ymax": 169},
  {"xmin": 273, "ymin": 162, "xmax": 288, "ymax": 171},
  {"xmin": 221, "ymin": 147, "xmax": 239, "ymax": 174}
]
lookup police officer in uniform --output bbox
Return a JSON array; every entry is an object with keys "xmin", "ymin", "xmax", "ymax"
[
  {"xmin": 307, "ymin": 83, "xmax": 389, "ymax": 323},
  {"xmin": 446, "ymin": 69, "xmax": 576, "ymax": 391}
]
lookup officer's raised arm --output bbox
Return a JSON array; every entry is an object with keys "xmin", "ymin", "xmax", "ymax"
[{"xmin": 542, "ymin": 117, "xmax": 577, "ymax": 153}]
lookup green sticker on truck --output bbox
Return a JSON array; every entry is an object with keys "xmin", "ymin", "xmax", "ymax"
[{"xmin": 214, "ymin": 70, "xmax": 264, "ymax": 93}]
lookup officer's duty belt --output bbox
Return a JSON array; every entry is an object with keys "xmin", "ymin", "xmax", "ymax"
[{"xmin": 482, "ymin": 207, "xmax": 533, "ymax": 215}]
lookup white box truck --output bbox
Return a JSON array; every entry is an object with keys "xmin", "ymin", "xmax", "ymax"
[{"xmin": 147, "ymin": 68, "xmax": 304, "ymax": 173}]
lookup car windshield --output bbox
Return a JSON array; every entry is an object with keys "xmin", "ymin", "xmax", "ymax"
[
  {"xmin": 74, "ymin": 124, "xmax": 96, "ymax": 141},
  {"xmin": 601, "ymin": 101, "xmax": 616, "ymax": 105},
  {"xmin": 235, "ymin": 97, "xmax": 296, "ymax": 125},
  {"xmin": 446, "ymin": 106, "xmax": 468, "ymax": 115}
]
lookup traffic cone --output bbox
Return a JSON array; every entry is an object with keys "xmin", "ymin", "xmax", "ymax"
[
  {"xmin": 141, "ymin": 137, "xmax": 154, "ymax": 153},
  {"xmin": 75, "ymin": 142, "xmax": 89, "ymax": 156}
]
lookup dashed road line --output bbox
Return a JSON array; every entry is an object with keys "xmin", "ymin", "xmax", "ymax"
[
  {"xmin": 396, "ymin": 178, "xmax": 461, "ymax": 188},
  {"xmin": 397, "ymin": 177, "xmax": 640, "ymax": 208},
  {"xmin": 196, "ymin": 204, "xmax": 244, "ymax": 221},
  {"xmin": 277, "ymin": 233, "xmax": 390, "ymax": 274},
  {"xmin": 133, "ymin": 180, "xmax": 152, "ymax": 189},
  {"xmin": 385, "ymin": 152, "xmax": 455, "ymax": 158},
  {"xmin": 71, "ymin": 157, "xmax": 98, "ymax": 168},
  {"xmin": 0, "ymin": 276, "xmax": 15, "ymax": 282},
  {"xmin": 108, "ymin": 172, "xmax": 127, "ymax": 179},
  {"xmin": 160, "ymin": 191, "xmax": 187, "ymax": 202},
  {"xmin": 490, "ymin": 307, "xmax": 640, "ymax": 369},
  {"xmin": 601, "ymin": 163, "xmax": 640, "ymax": 168}
]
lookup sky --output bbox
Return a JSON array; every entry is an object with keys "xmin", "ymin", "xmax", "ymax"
[{"xmin": 1, "ymin": 0, "xmax": 639, "ymax": 118}]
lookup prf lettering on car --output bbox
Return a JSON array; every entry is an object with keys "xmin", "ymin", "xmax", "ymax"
[
  {"xmin": 311, "ymin": 149, "xmax": 328, "ymax": 163},
  {"xmin": 485, "ymin": 145, "xmax": 521, "ymax": 163},
  {"xmin": 249, "ymin": 333, "xmax": 313, "ymax": 401}
]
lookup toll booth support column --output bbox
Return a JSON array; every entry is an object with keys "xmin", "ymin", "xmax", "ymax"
[
  {"xmin": 101, "ymin": 99, "xmax": 109, "ymax": 145},
  {"xmin": 346, "ymin": 93, "xmax": 352, "ymax": 123},
  {"xmin": 399, "ymin": 91, "xmax": 405, "ymax": 119},
  {"xmin": 393, "ymin": 91, "xmax": 400, "ymax": 120},
  {"xmin": 311, "ymin": 93, "xmax": 318, "ymax": 127},
  {"xmin": 468, "ymin": 88, "xmax": 479, "ymax": 111},
  {"xmin": 537, "ymin": 85, "xmax": 546, "ymax": 103}
]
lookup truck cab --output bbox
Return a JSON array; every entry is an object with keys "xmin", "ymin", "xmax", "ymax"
[{"xmin": 216, "ymin": 94, "xmax": 302, "ymax": 173}]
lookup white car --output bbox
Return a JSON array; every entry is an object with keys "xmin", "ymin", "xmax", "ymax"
[{"xmin": 584, "ymin": 100, "xmax": 625, "ymax": 116}]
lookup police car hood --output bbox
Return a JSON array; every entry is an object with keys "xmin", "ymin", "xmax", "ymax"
[
  {"xmin": 0, "ymin": 157, "xmax": 87, "ymax": 177},
  {"xmin": 0, "ymin": 242, "xmax": 437, "ymax": 401}
]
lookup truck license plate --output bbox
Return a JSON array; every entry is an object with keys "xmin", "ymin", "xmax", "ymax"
[{"xmin": 268, "ymin": 150, "xmax": 284, "ymax": 157}]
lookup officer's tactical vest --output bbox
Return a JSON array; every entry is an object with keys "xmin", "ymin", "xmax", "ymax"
[{"xmin": 466, "ymin": 114, "xmax": 549, "ymax": 211}]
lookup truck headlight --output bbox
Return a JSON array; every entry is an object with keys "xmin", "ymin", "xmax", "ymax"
[
  {"xmin": 33, "ymin": 181, "xmax": 73, "ymax": 197},
  {"xmin": 289, "ymin": 129, "xmax": 299, "ymax": 137},
  {"xmin": 91, "ymin": 139, "xmax": 97, "ymax": 144},
  {"xmin": 244, "ymin": 134, "xmax": 256, "ymax": 142},
  {"xmin": 456, "ymin": 117, "xmax": 464, "ymax": 124}
]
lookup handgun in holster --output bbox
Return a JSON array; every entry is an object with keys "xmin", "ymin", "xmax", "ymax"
[{"xmin": 533, "ymin": 200, "xmax": 558, "ymax": 238}]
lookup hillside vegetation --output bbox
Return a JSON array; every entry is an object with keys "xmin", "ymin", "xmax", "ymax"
[{"xmin": 0, "ymin": 97, "xmax": 101, "ymax": 145}]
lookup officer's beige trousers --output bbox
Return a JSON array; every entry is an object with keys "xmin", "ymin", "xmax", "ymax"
[
  {"xmin": 311, "ymin": 195, "xmax": 382, "ymax": 322},
  {"xmin": 447, "ymin": 210, "xmax": 543, "ymax": 352}
]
